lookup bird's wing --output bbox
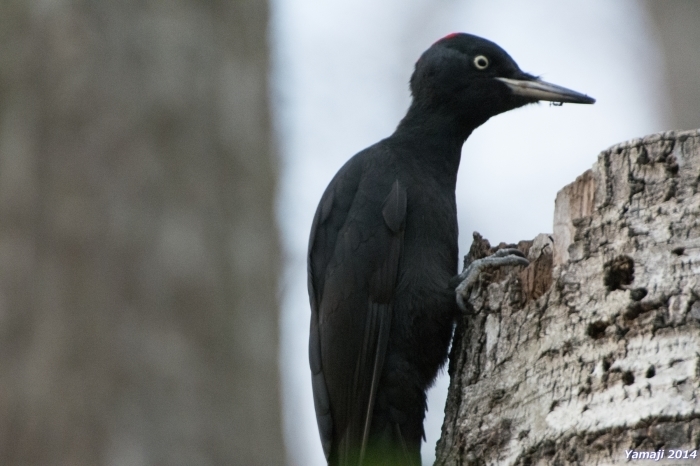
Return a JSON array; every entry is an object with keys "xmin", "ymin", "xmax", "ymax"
[
  {"xmin": 308, "ymin": 164, "xmax": 406, "ymax": 464},
  {"xmin": 308, "ymin": 158, "xmax": 364, "ymax": 460}
]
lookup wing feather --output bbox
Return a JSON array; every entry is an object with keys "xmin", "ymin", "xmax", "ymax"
[
  {"xmin": 308, "ymin": 159, "xmax": 363, "ymax": 460},
  {"xmin": 309, "ymin": 166, "xmax": 407, "ymax": 465}
]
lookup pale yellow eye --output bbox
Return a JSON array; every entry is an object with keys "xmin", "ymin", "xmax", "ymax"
[{"xmin": 473, "ymin": 55, "xmax": 489, "ymax": 70}]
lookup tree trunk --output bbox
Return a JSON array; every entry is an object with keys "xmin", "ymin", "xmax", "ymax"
[
  {"xmin": 436, "ymin": 129, "xmax": 700, "ymax": 465},
  {"xmin": 644, "ymin": 1, "xmax": 700, "ymax": 131},
  {"xmin": 0, "ymin": 1, "xmax": 284, "ymax": 465}
]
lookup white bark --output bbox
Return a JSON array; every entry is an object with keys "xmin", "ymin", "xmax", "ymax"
[{"xmin": 436, "ymin": 129, "xmax": 700, "ymax": 465}]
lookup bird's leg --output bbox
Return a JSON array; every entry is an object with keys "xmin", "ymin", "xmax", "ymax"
[{"xmin": 452, "ymin": 248, "xmax": 529, "ymax": 311}]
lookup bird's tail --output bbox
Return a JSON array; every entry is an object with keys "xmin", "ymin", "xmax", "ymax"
[{"xmin": 331, "ymin": 422, "xmax": 419, "ymax": 466}]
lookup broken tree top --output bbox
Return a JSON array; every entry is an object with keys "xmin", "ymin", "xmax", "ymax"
[{"xmin": 437, "ymin": 129, "xmax": 700, "ymax": 466}]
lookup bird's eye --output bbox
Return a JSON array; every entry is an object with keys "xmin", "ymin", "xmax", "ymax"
[{"xmin": 473, "ymin": 55, "xmax": 489, "ymax": 70}]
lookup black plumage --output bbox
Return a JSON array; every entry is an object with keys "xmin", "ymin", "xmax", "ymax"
[{"xmin": 307, "ymin": 33, "xmax": 594, "ymax": 466}]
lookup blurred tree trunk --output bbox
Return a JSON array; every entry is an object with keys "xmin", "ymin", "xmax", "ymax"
[
  {"xmin": 436, "ymin": 130, "xmax": 700, "ymax": 465},
  {"xmin": 645, "ymin": 0, "xmax": 700, "ymax": 131},
  {"xmin": 0, "ymin": 1, "xmax": 284, "ymax": 465}
]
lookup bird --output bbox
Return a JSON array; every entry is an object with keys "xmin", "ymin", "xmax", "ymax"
[{"xmin": 307, "ymin": 33, "xmax": 594, "ymax": 466}]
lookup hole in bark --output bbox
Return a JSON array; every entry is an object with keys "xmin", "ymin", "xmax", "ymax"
[
  {"xmin": 602, "ymin": 359, "xmax": 611, "ymax": 372},
  {"xmin": 629, "ymin": 288, "xmax": 648, "ymax": 301},
  {"xmin": 645, "ymin": 365, "xmax": 656, "ymax": 378},
  {"xmin": 622, "ymin": 371, "xmax": 635, "ymax": 385},
  {"xmin": 672, "ymin": 247, "xmax": 685, "ymax": 256},
  {"xmin": 604, "ymin": 255, "xmax": 634, "ymax": 291},
  {"xmin": 586, "ymin": 321, "xmax": 608, "ymax": 339}
]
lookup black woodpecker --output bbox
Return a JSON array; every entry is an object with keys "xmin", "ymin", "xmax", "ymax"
[{"xmin": 307, "ymin": 33, "xmax": 594, "ymax": 466}]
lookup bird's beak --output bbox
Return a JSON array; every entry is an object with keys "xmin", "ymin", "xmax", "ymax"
[{"xmin": 495, "ymin": 77, "xmax": 595, "ymax": 104}]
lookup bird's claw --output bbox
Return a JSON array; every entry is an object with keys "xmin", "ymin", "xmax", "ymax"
[{"xmin": 454, "ymin": 248, "xmax": 529, "ymax": 311}]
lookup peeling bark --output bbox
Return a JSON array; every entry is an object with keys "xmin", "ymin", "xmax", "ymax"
[{"xmin": 436, "ymin": 129, "xmax": 700, "ymax": 465}]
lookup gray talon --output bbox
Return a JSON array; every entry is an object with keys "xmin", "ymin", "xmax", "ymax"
[
  {"xmin": 492, "ymin": 248, "xmax": 526, "ymax": 259},
  {"xmin": 454, "ymin": 249, "xmax": 529, "ymax": 311}
]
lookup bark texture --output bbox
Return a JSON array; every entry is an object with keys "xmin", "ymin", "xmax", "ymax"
[
  {"xmin": 436, "ymin": 129, "xmax": 700, "ymax": 465},
  {"xmin": 0, "ymin": 1, "xmax": 283, "ymax": 465}
]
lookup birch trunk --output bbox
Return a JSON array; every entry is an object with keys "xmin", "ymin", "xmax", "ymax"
[{"xmin": 436, "ymin": 129, "xmax": 700, "ymax": 465}]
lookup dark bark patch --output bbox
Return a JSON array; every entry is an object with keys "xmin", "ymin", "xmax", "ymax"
[
  {"xmin": 540, "ymin": 440, "xmax": 556, "ymax": 457},
  {"xmin": 625, "ymin": 295, "xmax": 668, "ymax": 321},
  {"xmin": 587, "ymin": 321, "xmax": 609, "ymax": 339},
  {"xmin": 622, "ymin": 371, "xmax": 635, "ymax": 385},
  {"xmin": 630, "ymin": 179, "xmax": 645, "ymax": 197},
  {"xmin": 637, "ymin": 146, "xmax": 649, "ymax": 164},
  {"xmin": 604, "ymin": 255, "xmax": 634, "ymax": 291},
  {"xmin": 615, "ymin": 325, "xmax": 630, "ymax": 338},
  {"xmin": 645, "ymin": 365, "xmax": 656, "ymax": 378},
  {"xmin": 625, "ymin": 303, "xmax": 644, "ymax": 320},
  {"xmin": 665, "ymin": 154, "xmax": 679, "ymax": 175},
  {"xmin": 630, "ymin": 287, "xmax": 648, "ymax": 301}
]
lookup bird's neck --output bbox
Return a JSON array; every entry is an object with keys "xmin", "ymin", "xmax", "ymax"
[{"xmin": 392, "ymin": 103, "xmax": 481, "ymax": 178}]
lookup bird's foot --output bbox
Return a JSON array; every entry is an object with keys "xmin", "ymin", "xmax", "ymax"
[{"xmin": 453, "ymin": 248, "xmax": 529, "ymax": 311}]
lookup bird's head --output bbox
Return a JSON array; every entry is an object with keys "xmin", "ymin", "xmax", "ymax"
[{"xmin": 409, "ymin": 33, "xmax": 594, "ymax": 130}]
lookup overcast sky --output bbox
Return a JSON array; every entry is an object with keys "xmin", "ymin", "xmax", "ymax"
[{"xmin": 271, "ymin": 1, "xmax": 672, "ymax": 464}]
